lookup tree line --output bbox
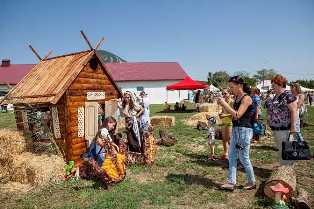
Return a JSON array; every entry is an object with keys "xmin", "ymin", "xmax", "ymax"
[
  {"xmin": 207, "ymin": 69, "xmax": 276, "ymax": 89},
  {"xmin": 207, "ymin": 69, "xmax": 314, "ymax": 90}
]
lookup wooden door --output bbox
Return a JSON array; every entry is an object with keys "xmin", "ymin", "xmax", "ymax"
[{"xmin": 85, "ymin": 102, "xmax": 98, "ymax": 146}]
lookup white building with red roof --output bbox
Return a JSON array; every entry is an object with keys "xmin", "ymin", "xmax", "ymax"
[{"xmin": 104, "ymin": 62, "xmax": 188, "ymax": 104}]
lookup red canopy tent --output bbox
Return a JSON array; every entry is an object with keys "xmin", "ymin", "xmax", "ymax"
[
  {"xmin": 166, "ymin": 76, "xmax": 208, "ymax": 102},
  {"xmin": 166, "ymin": 76, "xmax": 208, "ymax": 90}
]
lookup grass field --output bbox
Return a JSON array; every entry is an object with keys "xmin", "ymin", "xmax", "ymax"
[{"xmin": 0, "ymin": 105, "xmax": 313, "ymax": 209}]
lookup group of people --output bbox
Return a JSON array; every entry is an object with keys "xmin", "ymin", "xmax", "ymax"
[
  {"xmin": 207, "ymin": 74, "xmax": 307, "ymax": 191},
  {"xmin": 79, "ymin": 91, "xmax": 151, "ymax": 186},
  {"xmin": 79, "ymin": 75, "xmax": 308, "ymax": 191}
]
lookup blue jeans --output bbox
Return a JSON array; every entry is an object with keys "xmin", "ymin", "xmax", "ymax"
[{"xmin": 228, "ymin": 127, "xmax": 255, "ymax": 185}]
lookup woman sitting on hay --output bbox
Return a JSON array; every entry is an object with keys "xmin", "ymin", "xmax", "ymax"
[{"xmin": 80, "ymin": 117, "xmax": 126, "ymax": 187}]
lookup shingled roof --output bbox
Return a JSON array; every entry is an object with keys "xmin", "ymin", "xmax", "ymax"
[{"xmin": 2, "ymin": 50, "xmax": 120, "ymax": 105}]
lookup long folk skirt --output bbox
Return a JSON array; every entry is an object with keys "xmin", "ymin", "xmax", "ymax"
[{"xmin": 125, "ymin": 117, "xmax": 144, "ymax": 153}]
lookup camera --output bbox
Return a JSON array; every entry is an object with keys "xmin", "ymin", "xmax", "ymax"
[
  {"xmin": 213, "ymin": 92, "xmax": 222, "ymax": 98},
  {"xmin": 235, "ymin": 143, "xmax": 244, "ymax": 150}
]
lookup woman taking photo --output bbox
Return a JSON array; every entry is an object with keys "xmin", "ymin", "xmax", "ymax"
[
  {"xmin": 218, "ymin": 76, "xmax": 256, "ymax": 191},
  {"xmin": 266, "ymin": 75, "xmax": 297, "ymax": 165}
]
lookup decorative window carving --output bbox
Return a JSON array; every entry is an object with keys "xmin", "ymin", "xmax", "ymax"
[{"xmin": 78, "ymin": 106, "xmax": 85, "ymax": 137}]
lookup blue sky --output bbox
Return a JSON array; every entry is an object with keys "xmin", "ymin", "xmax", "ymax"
[{"xmin": 1, "ymin": 0, "xmax": 314, "ymax": 81}]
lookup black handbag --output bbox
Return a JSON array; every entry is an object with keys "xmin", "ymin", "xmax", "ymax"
[{"xmin": 282, "ymin": 133, "xmax": 311, "ymax": 160}]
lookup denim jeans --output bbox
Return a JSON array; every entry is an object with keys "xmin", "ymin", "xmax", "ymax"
[{"xmin": 228, "ymin": 127, "xmax": 255, "ymax": 185}]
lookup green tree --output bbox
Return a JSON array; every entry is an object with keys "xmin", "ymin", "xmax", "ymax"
[
  {"xmin": 294, "ymin": 80, "xmax": 314, "ymax": 89},
  {"xmin": 212, "ymin": 71, "xmax": 229, "ymax": 89},
  {"xmin": 233, "ymin": 71, "xmax": 257, "ymax": 86},
  {"xmin": 253, "ymin": 69, "xmax": 277, "ymax": 82},
  {"xmin": 207, "ymin": 72, "xmax": 213, "ymax": 85}
]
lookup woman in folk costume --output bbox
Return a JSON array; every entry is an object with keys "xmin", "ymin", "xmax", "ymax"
[
  {"xmin": 80, "ymin": 117, "xmax": 126, "ymax": 187},
  {"xmin": 118, "ymin": 91, "xmax": 144, "ymax": 153}
]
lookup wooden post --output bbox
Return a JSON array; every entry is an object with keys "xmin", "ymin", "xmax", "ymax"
[
  {"xmin": 28, "ymin": 43, "xmax": 42, "ymax": 61},
  {"xmin": 95, "ymin": 37, "xmax": 105, "ymax": 50},
  {"xmin": 80, "ymin": 30, "xmax": 93, "ymax": 50},
  {"xmin": 42, "ymin": 50, "xmax": 53, "ymax": 60}
]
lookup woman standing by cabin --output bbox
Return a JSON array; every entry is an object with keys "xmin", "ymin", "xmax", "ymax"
[{"xmin": 118, "ymin": 91, "xmax": 144, "ymax": 153}]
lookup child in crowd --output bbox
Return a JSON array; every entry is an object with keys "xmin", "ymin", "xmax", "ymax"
[{"xmin": 207, "ymin": 115, "xmax": 217, "ymax": 161}]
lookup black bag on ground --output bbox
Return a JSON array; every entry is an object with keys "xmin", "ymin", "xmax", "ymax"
[{"xmin": 282, "ymin": 133, "xmax": 311, "ymax": 160}]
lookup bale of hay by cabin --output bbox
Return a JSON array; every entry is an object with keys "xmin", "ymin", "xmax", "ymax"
[
  {"xmin": 0, "ymin": 129, "xmax": 65, "ymax": 193},
  {"xmin": 0, "ymin": 181, "xmax": 33, "ymax": 194},
  {"xmin": 0, "ymin": 129, "xmax": 27, "ymax": 157},
  {"xmin": 7, "ymin": 152, "xmax": 65, "ymax": 186},
  {"xmin": 151, "ymin": 116, "xmax": 175, "ymax": 128}
]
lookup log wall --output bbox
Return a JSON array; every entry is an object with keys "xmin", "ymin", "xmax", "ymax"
[{"xmin": 65, "ymin": 57, "xmax": 120, "ymax": 163}]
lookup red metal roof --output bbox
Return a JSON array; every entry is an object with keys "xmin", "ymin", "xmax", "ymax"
[
  {"xmin": 104, "ymin": 62, "xmax": 187, "ymax": 81},
  {"xmin": 0, "ymin": 64, "xmax": 34, "ymax": 85},
  {"xmin": 0, "ymin": 62, "xmax": 188, "ymax": 85}
]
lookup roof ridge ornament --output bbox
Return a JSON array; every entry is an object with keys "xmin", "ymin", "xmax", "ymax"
[
  {"xmin": 27, "ymin": 43, "xmax": 42, "ymax": 61},
  {"xmin": 28, "ymin": 43, "xmax": 52, "ymax": 62},
  {"xmin": 80, "ymin": 30, "xmax": 94, "ymax": 50}
]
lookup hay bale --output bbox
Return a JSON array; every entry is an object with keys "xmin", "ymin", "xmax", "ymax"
[
  {"xmin": 0, "ymin": 181, "xmax": 33, "ymax": 194},
  {"xmin": 151, "ymin": 116, "xmax": 175, "ymax": 128},
  {"xmin": 5, "ymin": 152, "xmax": 65, "ymax": 186},
  {"xmin": 0, "ymin": 129, "xmax": 27, "ymax": 157},
  {"xmin": 199, "ymin": 103, "xmax": 220, "ymax": 113},
  {"xmin": 184, "ymin": 112, "xmax": 222, "ymax": 127}
]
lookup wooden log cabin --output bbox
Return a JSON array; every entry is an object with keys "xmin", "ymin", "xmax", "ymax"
[{"xmin": 2, "ymin": 49, "xmax": 122, "ymax": 163}]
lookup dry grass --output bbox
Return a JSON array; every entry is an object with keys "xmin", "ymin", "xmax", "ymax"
[{"xmin": 0, "ymin": 129, "xmax": 65, "ymax": 194}]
